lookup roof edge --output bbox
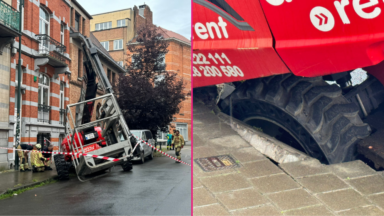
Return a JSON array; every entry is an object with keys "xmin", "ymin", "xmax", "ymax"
[
  {"xmin": 127, "ymin": 37, "xmax": 191, "ymax": 47},
  {"xmin": 92, "ymin": 8, "xmax": 132, "ymax": 16},
  {"xmin": 71, "ymin": 0, "xmax": 93, "ymax": 19}
]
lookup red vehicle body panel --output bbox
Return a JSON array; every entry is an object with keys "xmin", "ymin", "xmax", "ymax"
[
  {"xmin": 61, "ymin": 126, "xmax": 106, "ymax": 161},
  {"xmin": 193, "ymin": 0, "xmax": 289, "ymax": 88},
  {"xmin": 193, "ymin": 0, "xmax": 384, "ymax": 88}
]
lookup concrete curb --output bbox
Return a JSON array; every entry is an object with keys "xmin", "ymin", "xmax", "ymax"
[
  {"xmin": 0, "ymin": 175, "xmax": 58, "ymax": 197},
  {"xmin": 217, "ymin": 112, "xmax": 313, "ymax": 164}
]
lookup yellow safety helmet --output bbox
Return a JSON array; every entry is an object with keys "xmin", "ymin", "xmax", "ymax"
[{"xmin": 35, "ymin": 144, "xmax": 41, "ymax": 149}]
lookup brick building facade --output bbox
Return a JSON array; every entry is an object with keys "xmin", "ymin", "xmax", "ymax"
[
  {"xmin": 0, "ymin": 0, "xmax": 126, "ymax": 169},
  {"xmin": 0, "ymin": 0, "xmax": 73, "ymax": 169},
  {"xmin": 148, "ymin": 28, "xmax": 191, "ymax": 143}
]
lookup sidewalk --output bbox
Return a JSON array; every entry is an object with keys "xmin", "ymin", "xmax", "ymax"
[
  {"xmin": 0, "ymin": 164, "xmax": 57, "ymax": 195},
  {"xmin": 193, "ymin": 100, "xmax": 384, "ymax": 215}
]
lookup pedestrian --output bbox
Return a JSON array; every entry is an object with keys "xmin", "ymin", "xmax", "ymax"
[
  {"xmin": 166, "ymin": 131, "xmax": 173, "ymax": 150},
  {"xmin": 42, "ymin": 145, "xmax": 53, "ymax": 170},
  {"xmin": 16, "ymin": 144, "xmax": 33, "ymax": 172},
  {"xmin": 31, "ymin": 144, "xmax": 48, "ymax": 172},
  {"xmin": 172, "ymin": 130, "xmax": 184, "ymax": 163},
  {"xmin": 171, "ymin": 129, "xmax": 176, "ymax": 150}
]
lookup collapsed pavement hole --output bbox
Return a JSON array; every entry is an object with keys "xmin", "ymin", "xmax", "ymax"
[{"xmin": 244, "ymin": 118, "xmax": 307, "ymax": 155}]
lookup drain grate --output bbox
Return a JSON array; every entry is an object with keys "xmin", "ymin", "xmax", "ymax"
[{"xmin": 194, "ymin": 155, "xmax": 239, "ymax": 172}]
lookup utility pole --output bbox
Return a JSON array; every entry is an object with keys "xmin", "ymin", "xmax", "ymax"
[{"xmin": 15, "ymin": 0, "xmax": 24, "ymax": 170}]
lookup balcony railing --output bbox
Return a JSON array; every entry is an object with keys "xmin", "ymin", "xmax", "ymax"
[
  {"xmin": 38, "ymin": 104, "xmax": 51, "ymax": 123},
  {"xmin": 0, "ymin": 0, "xmax": 20, "ymax": 31},
  {"xmin": 36, "ymin": 34, "xmax": 66, "ymax": 62},
  {"xmin": 59, "ymin": 108, "xmax": 66, "ymax": 125}
]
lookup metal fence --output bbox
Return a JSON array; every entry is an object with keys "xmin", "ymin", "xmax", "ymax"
[
  {"xmin": 0, "ymin": 0, "xmax": 20, "ymax": 31},
  {"xmin": 36, "ymin": 34, "xmax": 66, "ymax": 62}
]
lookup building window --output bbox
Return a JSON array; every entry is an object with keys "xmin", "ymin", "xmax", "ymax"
[
  {"xmin": 38, "ymin": 74, "xmax": 50, "ymax": 123},
  {"xmin": 39, "ymin": 7, "xmax": 49, "ymax": 35},
  {"xmin": 78, "ymin": 49, "xmax": 82, "ymax": 78},
  {"xmin": 100, "ymin": 41, "xmax": 109, "ymax": 51},
  {"xmin": 60, "ymin": 24, "xmax": 65, "ymax": 45},
  {"xmin": 113, "ymin": 39, "xmax": 123, "ymax": 50},
  {"xmin": 95, "ymin": 21, "xmax": 112, "ymax": 31},
  {"xmin": 75, "ymin": 13, "xmax": 80, "ymax": 31},
  {"xmin": 117, "ymin": 19, "xmax": 126, "ymax": 27},
  {"xmin": 118, "ymin": 61, "xmax": 123, "ymax": 67}
]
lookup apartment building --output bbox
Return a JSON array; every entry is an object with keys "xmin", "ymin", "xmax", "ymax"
[
  {"xmin": 0, "ymin": 0, "xmax": 21, "ymax": 169},
  {"xmin": 125, "ymin": 27, "xmax": 191, "ymax": 143},
  {"xmin": 90, "ymin": 4, "xmax": 191, "ymax": 143},
  {"xmin": 90, "ymin": 5, "xmax": 153, "ymax": 68},
  {"xmin": 69, "ymin": 0, "xmax": 126, "ymax": 128},
  {"xmin": 0, "ymin": 0, "xmax": 72, "ymax": 169},
  {"xmin": 150, "ymin": 28, "xmax": 191, "ymax": 143}
]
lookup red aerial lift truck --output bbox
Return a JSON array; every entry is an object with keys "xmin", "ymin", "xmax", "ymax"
[
  {"xmin": 53, "ymin": 32, "xmax": 140, "ymax": 182},
  {"xmin": 193, "ymin": 0, "xmax": 384, "ymax": 166}
]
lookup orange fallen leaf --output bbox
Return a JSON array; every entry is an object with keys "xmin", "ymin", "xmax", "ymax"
[{"xmin": 369, "ymin": 146, "xmax": 373, "ymax": 149}]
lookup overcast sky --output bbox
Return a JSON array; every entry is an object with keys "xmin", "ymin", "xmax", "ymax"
[{"xmin": 77, "ymin": 0, "xmax": 191, "ymax": 40}]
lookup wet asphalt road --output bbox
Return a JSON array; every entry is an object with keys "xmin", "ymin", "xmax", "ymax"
[{"xmin": 0, "ymin": 147, "xmax": 191, "ymax": 215}]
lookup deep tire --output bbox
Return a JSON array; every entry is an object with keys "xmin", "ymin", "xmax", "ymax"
[
  {"xmin": 54, "ymin": 154, "xmax": 70, "ymax": 180},
  {"xmin": 221, "ymin": 74, "xmax": 371, "ymax": 164},
  {"xmin": 121, "ymin": 158, "xmax": 133, "ymax": 171}
]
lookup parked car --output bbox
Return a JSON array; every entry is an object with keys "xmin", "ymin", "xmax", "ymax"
[{"xmin": 129, "ymin": 130, "xmax": 155, "ymax": 163}]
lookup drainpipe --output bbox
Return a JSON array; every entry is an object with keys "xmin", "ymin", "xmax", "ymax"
[{"xmin": 14, "ymin": 0, "xmax": 24, "ymax": 170}]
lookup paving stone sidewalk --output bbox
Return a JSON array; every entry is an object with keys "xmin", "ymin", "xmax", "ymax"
[
  {"xmin": 0, "ymin": 165, "xmax": 57, "ymax": 195},
  {"xmin": 193, "ymin": 100, "xmax": 384, "ymax": 216}
]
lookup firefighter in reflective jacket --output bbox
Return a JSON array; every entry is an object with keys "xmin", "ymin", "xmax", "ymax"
[
  {"xmin": 17, "ymin": 144, "xmax": 33, "ymax": 172},
  {"xmin": 172, "ymin": 130, "xmax": 184, "ymax": 163},
  {"xmin": 31, "ymin": 144, "xmax": 48, "ymax": 172}
]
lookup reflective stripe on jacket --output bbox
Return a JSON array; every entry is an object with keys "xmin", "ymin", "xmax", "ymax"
[{"xmin": 31, "ymin": 150, "xmax": 45, "ymax": 167}]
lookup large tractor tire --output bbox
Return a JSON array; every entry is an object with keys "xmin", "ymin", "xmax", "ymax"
[
  {"xmin": 121, "ymin": 158, "xmax": 133, "ymax": 171},
  {"xmin": 220, "ymin": 74, "xmax": 371, "ymax": 164},
  {"xmin": 54, "ymin": 154, "xmax": 70, "ymax": 180}
]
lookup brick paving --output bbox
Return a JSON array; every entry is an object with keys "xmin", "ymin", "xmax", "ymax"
[{"xmin": 193, "ymin": 101, "xmax": 384, "ymax": 215}]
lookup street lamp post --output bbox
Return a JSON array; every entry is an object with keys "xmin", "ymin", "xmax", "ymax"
[{"xmin": 15, "ymin": 0, "xmax": 24, "ymax": 170}]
